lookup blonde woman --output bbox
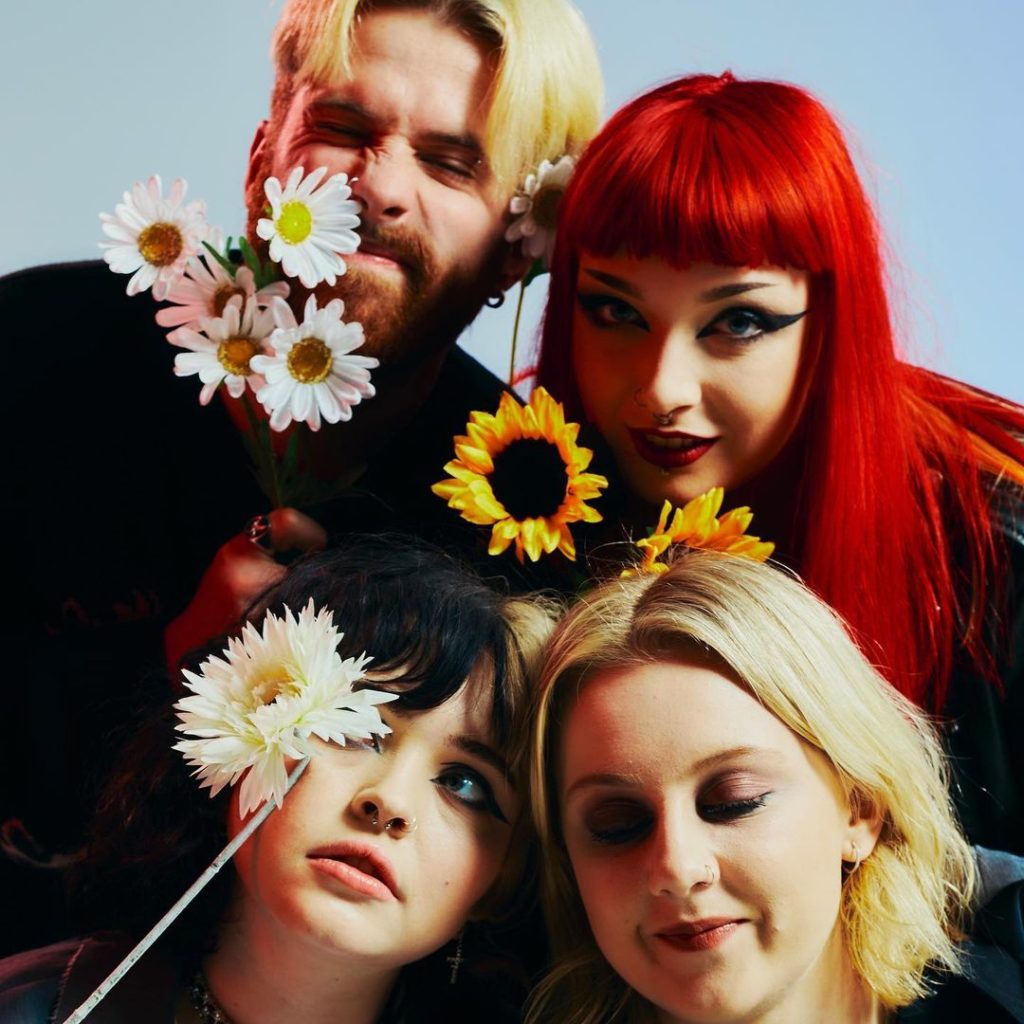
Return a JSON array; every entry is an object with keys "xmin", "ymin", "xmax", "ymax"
[{"xmin": 529, "ymin": 552, "xmax": 1024, "ymax": 1024}]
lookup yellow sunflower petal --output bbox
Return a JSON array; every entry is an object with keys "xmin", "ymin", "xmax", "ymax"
[{"xmin": 453, "ymin": 442, "xmax": 495, "ymax": 476}]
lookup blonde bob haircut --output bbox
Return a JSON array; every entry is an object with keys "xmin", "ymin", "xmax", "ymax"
[
  {"xmin": 269, "ymin": 0, "xmax": 603, "ymax": 190},
  {"xmin": 528, "ymin": 551, "xmax": 976, "ymax": 1024}
]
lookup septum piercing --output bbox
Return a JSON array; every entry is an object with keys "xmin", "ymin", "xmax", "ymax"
[{"xmin": 634, "ymin": 388, "xmax": 674, "ymax": 427}]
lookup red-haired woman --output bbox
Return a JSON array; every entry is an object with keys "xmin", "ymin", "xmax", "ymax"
[{"xmin": 535, "ymin": 72, "xmax": 1024, "ymax": 854}]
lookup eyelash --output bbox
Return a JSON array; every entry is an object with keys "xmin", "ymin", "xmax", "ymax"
[
  {"xmin": 313, "ymin": 122, "xmax": 477, "ymax": 181},
  {"xmin": 576, "ymin": 293, "xmax": 805, "ymax": 343},
  {"xmin": 349, "ymin": 735, "xmax": 507, "ymax": 823},
  {"xmin": 585, "ymin": 793, "xmax": 770, "ymax": 846},
  {"xmin": 433, "ymin": 765, "xmax": 509, "ymax": 823}
]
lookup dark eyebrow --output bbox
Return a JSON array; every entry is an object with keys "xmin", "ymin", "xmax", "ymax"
[
  {"xmin": 563, "ymin": 746, "xmax": 776, "ymax": 801},
  {"xmin": 580, "ymin": 268, "xmax": 641, "ymax": 298},
  {"xmin": 580, "ymin": 271, "xmax": 778, "ymax": 305},
  {"xmin": 315, "ymin": 97, "xmax": 373, "ymax": 120},
  {"xmin": 451, "ymin": 735, "xmax": 509, "ymax": 779},
  {"xmin": 698, "ymin": 282, "xmax": 774, "ymax": 302}
]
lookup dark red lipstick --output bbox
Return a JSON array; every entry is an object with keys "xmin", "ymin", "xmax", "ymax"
[{"xmin": 628, "ymin": 429, "xmax": 718, "ymax": 469}]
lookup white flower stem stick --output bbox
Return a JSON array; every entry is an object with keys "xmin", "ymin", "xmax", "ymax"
[{"xmin": 65, "ymin": 757, "xmax": 311, "ymax": 1024}]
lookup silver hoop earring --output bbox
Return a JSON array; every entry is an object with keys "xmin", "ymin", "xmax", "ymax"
[
  {"xmin": 486, "ymin": 292, "xmax": 505, "ymax": 309},
  {"xmin": 848, "ymin": 842, "xmax": 863, "ymax": 873}
]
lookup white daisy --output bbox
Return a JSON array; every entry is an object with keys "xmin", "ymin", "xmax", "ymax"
[
  {"xmin": 156, "ymin": 229, "xmax": 290, "ymax": 343},
  {"xmin": 252, "ymin": 295, "xmax": 378, "ymax": 432},
  {"xmin": 256, "ymin": 165, "xmax": 361, "ymax": 289},
  {"xmin": 99, "ymin": 175, "xmax": 209, "ymax": 300},
  {"xmin": 504, "ymin": 155, "xmax": 575, "ymax": 269},
  {"xmin": 174, "ymin": 599, "xmax": 396, "ymax": 816},
  {"xmin": 172, "ymin": 295, "xmax": 275, "ymax": 405}
]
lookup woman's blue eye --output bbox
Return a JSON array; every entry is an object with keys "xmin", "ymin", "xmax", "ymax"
[
  {"xmin": 576, "ymin": 293, "xmax": 648, "ymax": 330},
  {"xmin": 433, "ymin": 766, "xmax": 508, "ymax": 823},
  {"xmin": 699, "ymin": 306, "xmax": 807, "ymax": 343}
]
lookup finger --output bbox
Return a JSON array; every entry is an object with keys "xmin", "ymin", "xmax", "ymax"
[{"xmin": 265, "ymin": 507, "xmax": 328, "ymax": 554}]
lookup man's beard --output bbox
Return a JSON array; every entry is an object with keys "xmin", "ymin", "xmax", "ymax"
[{"xmin": 311, "ymin": 222, "xmax": 501, "ymax": 368}]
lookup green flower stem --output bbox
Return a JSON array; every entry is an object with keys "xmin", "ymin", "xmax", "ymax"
[
  {"xmin": 508, "ymin": 280, "xmax": 528, "ymax": 388},
  {"xmin": 240, "ymin": 393, "xmax": 285, "ymax": 509},
  {"xmin": 65, "ymin": 758, "xmax": 311, "ymax": 1024}
]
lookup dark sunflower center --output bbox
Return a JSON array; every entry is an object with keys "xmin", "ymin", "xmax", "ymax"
[{"xmin": 490, "ymin": 438, "xmax": 567, "ymax": 520}]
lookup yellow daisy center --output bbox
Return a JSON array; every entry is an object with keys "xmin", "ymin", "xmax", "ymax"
[
  {"xmin": 137, "ymin": 221, "xmax": 184, "ymax": 267},
  {"xmin": 276, "ymin": 200, "xmax": 314, "ymax": 245},
  {"xmin": 530, "ymin": 184, "xmax": 565, "ymax": 230},
  {"xmin": 217, "ymin": 336, "xmax": 259, "ymax": 377},
  {"xmin": 489, "ymin": 438, "xmax": 568, "ymax": 519},
  {"xmin": 212, "ymin": 283, "xmax": 246, "ymax": 317},
  {"xmin": 288, "ymin": 337, "xmax": 333, "ymax": 384}
]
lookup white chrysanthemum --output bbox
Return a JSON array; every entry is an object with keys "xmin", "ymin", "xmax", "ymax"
[
  {"xmin": 504, "ymin": 155, "xmax": 575, "ymax": 269},
  {"xmin": 174, "ymin": 599, "xmax": 396, "ymax": 816},
  {"xmin": 172, "ymin": 295, "xmax": 276, "ymax": 405},
  {"xmin": 256, "ymin": 166, "xmax": 361, "ymax": 289},
  {"xmin": 251, "ymin": 295, "xmax": 378, "ymax": 432},
  {"xmin": 99, "ymin": 175, "xmax": 209, "ymax": 300},
  {"xmin": 156, "ymin": 229, "xmax": 290, "ymax": 343}
]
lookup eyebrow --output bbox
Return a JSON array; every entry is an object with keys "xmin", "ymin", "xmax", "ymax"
[
  {"xmin": 563, "ymin": 745, "xmax": 774, "ymax": 800},
  {"xmin": 451, "ymin": 735, "xmax": 510, "ymax": 780},
  {"xmin": 314, "ymin": 97, "xmax": 485, "ymax": 164},
  {"xmin": 579, "ymin": 268, "xmax": 777, "ymax": 305}
]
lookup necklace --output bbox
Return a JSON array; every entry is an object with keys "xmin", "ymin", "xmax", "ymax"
[{"xmin": 189, "ymin": 970, "xmax": 232, "ymax": 1024}]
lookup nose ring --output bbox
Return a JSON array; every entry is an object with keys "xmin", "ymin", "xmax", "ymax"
[
  {"xmin": 366, "ymin": 802, "xmax": 417, "ymax": 835},
  {"xmin": 634, "ymin": 388, "xmax": 675, "ymax": 427},
  {"xmin": 703, "ymin": 864, "xmax": 716, "ymax": 886}
]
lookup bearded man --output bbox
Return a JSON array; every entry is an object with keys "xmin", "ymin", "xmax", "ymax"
[{"xmin": 0, "ymin": 0, "xmax": 601, "ymax": 955}]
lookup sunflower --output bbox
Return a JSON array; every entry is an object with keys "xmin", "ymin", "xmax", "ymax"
[
  {"xmin": 432, "ymin": 387, "xmax": 608, "ymax": 563},
  {"xmin": 625, "ymin": 487, "xmax": 775, "ymax": 576}
]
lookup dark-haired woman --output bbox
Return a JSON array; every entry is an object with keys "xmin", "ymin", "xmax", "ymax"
[
  {"xmin": 535, "ymin": 72, "xmax": 1024, "ymax": 853},
  {"xmin": 0, "ymin": 536, "xmax": 555, "ymax": 1023}
]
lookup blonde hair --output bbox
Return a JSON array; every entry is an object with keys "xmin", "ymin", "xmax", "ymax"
[
  {"xmin": 528, "ymin": 552, "xmax": 975, "ymax": 1022},
  {"xmin": 270, "ymin": 0, "xmax": 603, "ymax": 190}
]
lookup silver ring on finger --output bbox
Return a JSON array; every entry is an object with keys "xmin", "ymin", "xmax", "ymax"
[{"xmin": 244, "ymin": 514, "xmax": 274, "ymax": 553}]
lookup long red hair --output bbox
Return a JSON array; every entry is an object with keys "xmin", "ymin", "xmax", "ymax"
[{"xmin": 536, "ymin": 73, "xmax": 1024, "ymax": 710}]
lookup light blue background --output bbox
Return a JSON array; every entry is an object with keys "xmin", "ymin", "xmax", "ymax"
[{"xmin": 2, "ymin": 1, "xmax": 1020, "ymax": 400}]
